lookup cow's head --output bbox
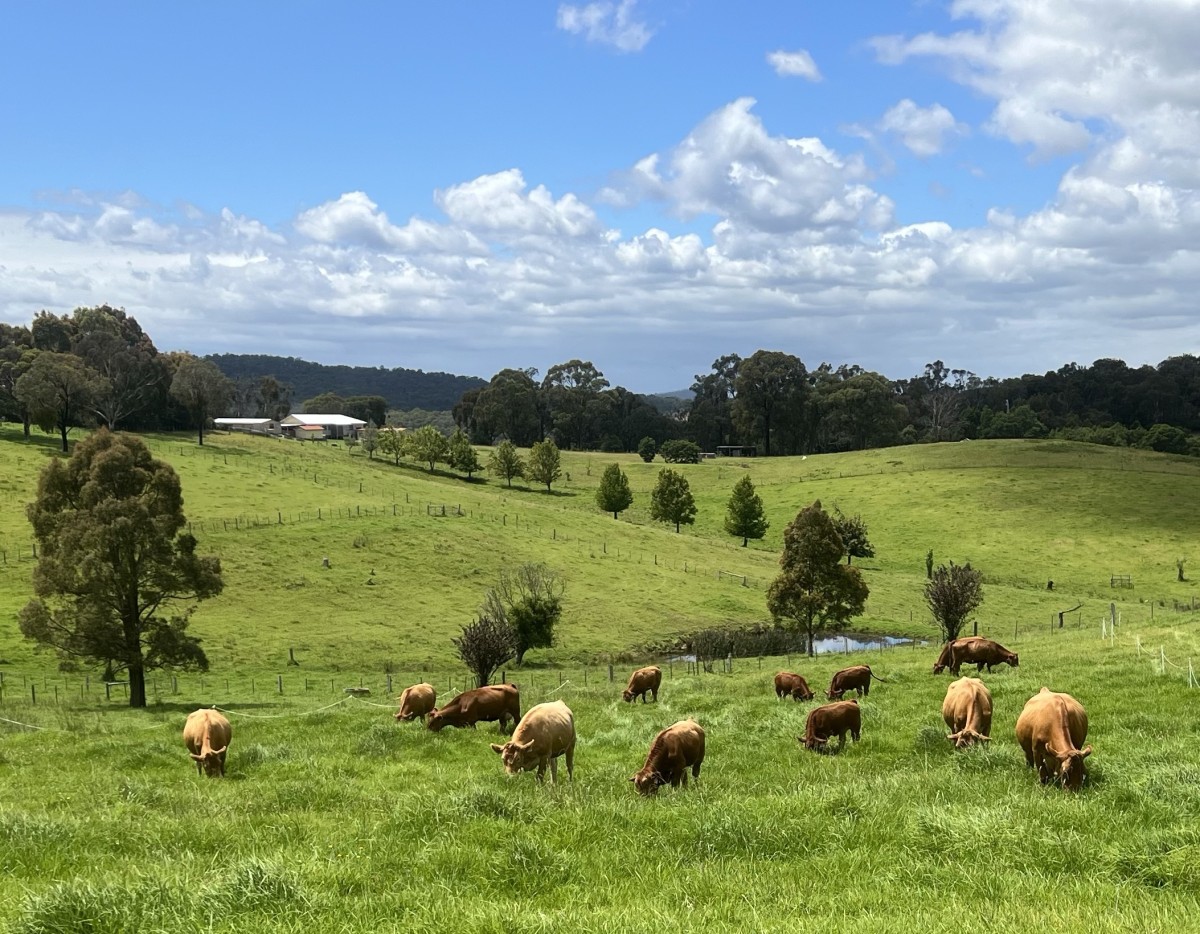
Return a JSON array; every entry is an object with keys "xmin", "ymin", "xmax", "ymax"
[
  {"xmin": 394, "ymin": 708, "xmax": 415, "ymax": 721},
  {"xmin": 799, "ymin": 733, "xmax": 829, "ymax": 752},
  {"xmin": 621, "ymin": 689, "xmax": 636, "ymax": 703},
  {"xmin": 629, "ymin": 770, "xmax": 665, "ymax": 795},
  {"xmin": 932, "ymin": 663, "xmax": 946, "ymax": 674},
  {"xmin": 490, "ymin": 739, "xmax": 537, "ymax": 775},
  {"xmin": 826, "ymin": 688, "xmax": 845, "ymax": 701},
  {"xmin": 426, "ymin": 709, "xmax": 447, "ymax": 732},
  {"xmin": 947, "ymin": 729, "xmax": 990, "ymax": 749},
  {"xmin": 1051, "ymin": 744, "xmax": 1092, "ymax": 790},
  {"xmin": 1007, "ymin": 653, "xmax": 1020, "ymax": 667},
  {"xmin": 791, "ymin": 686, "xmax": 813, "ymax": 702},
  {"xmin": 190, "ymin": 746, "xmax": 226, "ymax": 777}
]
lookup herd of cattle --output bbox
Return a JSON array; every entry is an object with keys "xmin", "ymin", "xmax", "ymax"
[{"xmin": 181, "ymin": 636, "xmax": 1093, "ymax": 792}]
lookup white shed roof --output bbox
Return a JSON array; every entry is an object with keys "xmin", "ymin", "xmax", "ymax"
[
  {"xmin": 281, "ymin": 414, "xmax": 367, "ymax": 427},
  {"xmin": 215, "ymin": 417, "xmax": 275, "ymax": 425}
]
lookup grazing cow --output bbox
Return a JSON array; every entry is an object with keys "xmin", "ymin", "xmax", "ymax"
[
  {"xmin": 394, "ymin": 682, "xmax": 437, "ymax": 722},
  {"xmin": 1015, "ymin": 687, "xmax": 1092, "ymax": 791},
  {"xmin": 623, "ymin": 666, "xmax": 662, "ymax": 704},
  {"xmin": 800, "ymin": 700, "xmax": 861, "ymax": 752},
  {"xmin": 942, "ymin": 677, "xmax": 993, "ymax": 748},
  {"xmin": 427, "ymin": 684, "xmax": 521, "ymax": 733},
  {"xmin": 490, "ymin": 700, "xmax": 576, "ymax": 783},
  {"xmin": 630, "ymin": 719, "xmax": 705, "ymax": 795},
  {"xmin": 826, "ymin": 664, "xmax": 885, "ymax": 700},
  {"xmin": 773, "ymin": 671, "xmax": 814, "ymax": 701},
  {"xmin": 933, "ymin": 637, "xmax": 1019, "ymax": 675},
  {"xmin": 183, "ymin": 708, "xmax": 232, "ymax": 778}
]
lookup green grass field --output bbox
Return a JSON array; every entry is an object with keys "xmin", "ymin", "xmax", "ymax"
[{"xmin": 2, "ymin": 428, "xmax": 1200, "ymax": 932}]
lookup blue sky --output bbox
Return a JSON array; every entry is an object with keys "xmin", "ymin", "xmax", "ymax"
[{"xmin": 2, "ymin": 1, "xmax": 1198, "ymax": 392}]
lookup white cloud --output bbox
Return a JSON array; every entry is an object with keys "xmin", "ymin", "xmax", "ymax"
[
  {"xmin": 767, "ymin": 49, "xmax": 821, "ymax": 81},
  {"xmin": 556, "ymin": 0, "xmax": 653, "ymax": 53},
  {"xmin": 878, "ymin": 99, "xmax": 967, "ymax": 157},
  {"xmin": 435, "ymin": 169, "xmax": 603, "ymax": 241}
]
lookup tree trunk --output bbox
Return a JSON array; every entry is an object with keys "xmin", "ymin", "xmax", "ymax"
[
  {"xmin": 22, "ymin": 413, "xmax": 31, "ymax": 438},
  {"xmin": 128, "ymin": 663, "xmax": 147, "ymax": 708},
  {"xmin": 742, "ymin": 537, "xmax": 748, "ymax": 546},
  {"xmin": 806, "ymin": 621, "xmax": 815, "ymax": 657},
  {"xmin": 59, "ymin": 423, "xmax": 69, "ymax": 452},
  {"xmin": 197, "ymin": 421, "xmax": 205, "ymax": 446}
]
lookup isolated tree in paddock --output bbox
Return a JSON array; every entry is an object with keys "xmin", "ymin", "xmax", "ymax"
[
  {"xmin": 767, "ymin": 500, "xmax": 869, "ymax": 656},
  {"xmin": 526, "ymin": 439, "xmax": 562, "ymax": 492},
  {"xmin": 448, "ymin": 428, "xmax": 482, "ymax": 478},
  {"xmin": 453, "ymin": 614, "xmax": 517, "ymax": 688},
  {"xmin": 637, "ymin": 436, "xmax": 657, "ymax": 462},
  {"xmin": 487, "ymin": 440, "xmax": 526, "ymax": 487},
  {"xmin": 70, "ymin": 305, "xmax": 169, "ymax": 430},
  {"xmin": 169, "ymin": 355, "xmax": 232, "ymax": 446},
  {"xmin": 361, "ymin": 423, "xmax": 379, "ymax": 459},
  {"xmin": 406, "ymin": 424, "xmax": 449, "ymax": 472},
  {"xmin": 924, "ymin": 561, "xmax": 984, "ymax": 642},
  {"xmin": 15, "ymin": 351, "xmax": 108, "ymax": 452},
  {"xmin": 832, "ymin": 507, "xmax": 875, "ymax": 565},
  {"xmin": 378, "ymin": 426, "xmax": 405, "ymax": 465},
  {"xmin": 480, "ymin": 563, "xmax": 564, "ymax": 665},
  {"xmin": 18, "ymin": 430, "xmax": 223, "ymax": 708},
  {"xmin": 650, "ymin": 468, "xmax": 697, "ymax": 533},
  {"xmin": 724, "ymin": 474, "xmax": 768, "ymax": 546},
  {"xmin": 596, "ymin": 463, "xmax": 634, "ymax": 518}
]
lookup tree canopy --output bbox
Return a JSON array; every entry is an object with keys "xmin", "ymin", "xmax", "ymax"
[
  {"xmin": 479, "ymin": 563, "xmax": 564, "ymax": 666},
  {"xmin": 487, "ymin": 440, "xmax": 526, "ymax": 487},
  {"xmin": 924, "ymin": 561, "xmax": 985, "ymax": 642},
  {"xmin": 526, "ymin": 439, "xmax": 562, "ymax": 492},
  {"xmin": 650, "ymin": 468, "xmax": 697, "ymax": 533},
  {"xmin": 724, "ymin": 475, "xmax": 769, "ymax": 546},
  {"xmin": 15, "ymin": 351, "xmax": 108, "ymax": 452},
  {"xmin": 169, "ymin": 354, "xmax": 233, "ymax": 446},
  {"xmin": 596, "ymin": 463, "xmax": 634, "ymax": 518}
]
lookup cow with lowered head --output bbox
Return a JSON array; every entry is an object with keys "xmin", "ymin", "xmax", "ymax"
[
  {"xmin": 800, "ymin": 700, "xmax": 861, "ymax": 753},
  {"xmin": 393, "ymin": 682, "xmax": 436, "ymax": 723},
  {"xmin": 933, "ymin": 637, "xmax": 1018, "ymax": 675},
  {"xmin": 1015, "ymin": 687, "xmax": 1092, "ymax": 791},
  {"xmin": 183, "ymin": 708, "xmax": 232, "ymax": 778},
  {"xmin": 427, "ymin": 683, "xmax": 520, "ymax": 733},
  {"xmin": 623, "ymin": 665, "xmax": 662, "ymax": 704},
  {"xmin": 491, "ymin": 700, "xmax": 576, "ymax": 783},
  {"xmin": 942, "ymin": 677, "xmax": 993, "ymax": 748},
  {"xmin": 826, "ymin": 664, "xmax": 885, "ymax": 700},
  {"xmin": 630, "ymin": 719, "xmax": 705, "ymax": 795},
  {"xmin": 774, "ymin": 671, "xmax": 814, "ymax": 701}
]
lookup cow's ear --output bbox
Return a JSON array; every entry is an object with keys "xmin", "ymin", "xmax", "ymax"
[
  {"xmin": 1079, "ymin": 745, "xmax": 1093, "ymax": 759},
  {"xmin": 489, "ymin": 743, "xmax": 505, "ymax": 755}
]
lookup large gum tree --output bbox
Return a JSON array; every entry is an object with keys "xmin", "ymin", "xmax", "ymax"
[{"xmin": 19, "ymin": 430, "xmax": 223, "ymax": 707}]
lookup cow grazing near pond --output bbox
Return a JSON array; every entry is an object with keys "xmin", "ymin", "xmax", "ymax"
[
  {"xmin": 774, "ymin": 671, "xmax": 814, "ymax": 701},
  {"xmin": 826, "ymin": 665, "xmax": 885, "ymax": 700},
  {"xmin": 394, "ymin": 682, "xmax": 437, "ymax": 723},
  {"xmin": 933, "ymin": 637, "xmax": 1019, "ymax": 675},
  {"xmin": 630, "ymin": 719, "xmax": 705, "ymax": 795},
  {"xmin": 183, "ymin": 708, "xmax": 232, "ymax": 778},
  {"xmin": 942, "ymin": 677, "xmax": 993, "ymax": 748},
  {"xmin": 427, "ymin": 684, "xmax": 520, "ymax": 733},
  {"xmin": 623, "ymin": 666, "xmax": 662, "ymax": 704},
  {"xmin": 1015, "ymin": 687, "xmax": 1092, "ymax": 791},
  {"xmin": 800, "ymin": 700, "xmax": 861, "ymax": 752},
  {"xmin": 490, "ymin": 700, "xmax": 576, "ymax": 783}
]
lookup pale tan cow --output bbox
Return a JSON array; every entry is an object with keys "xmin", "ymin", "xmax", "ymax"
[
  {"xmin": 942, "ymin": 676, "xmax": 993, "ymax": 748},
  {"xmin": 1015, "ymin": 687, "xmax": 1092, "ymax": 791},
  {"xmin": 490, "ymin": 700, "xmax": 576, "ymax": 783},
  {"xmin": 183, "ymin": 708, "xmax": 232, "ymax": 778},
  {"xmin": 394, "ymin": 682, "xmax": 436, "ymax": 722}
]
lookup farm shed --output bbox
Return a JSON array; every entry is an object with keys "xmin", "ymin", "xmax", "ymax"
[
  {"xmin": 214, "ymin": 417, "xmax": 280, "ymax": 435},
  {"xmin": 280, "ymin": 413, "xmax": 367, "ymax": 440},
  {"xmin": 293, "ymin": 424, "xmax": 327, "ymax": 441}
]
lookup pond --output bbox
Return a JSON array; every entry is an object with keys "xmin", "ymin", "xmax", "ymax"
[{"xmin": 669, "ymin": 633, "xmax": 924, "ymax": 663}]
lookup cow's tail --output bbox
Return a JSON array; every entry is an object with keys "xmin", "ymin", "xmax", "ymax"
[{"xmin": 869, "ymin": 670, "xmax": 890, "ymax": 683}]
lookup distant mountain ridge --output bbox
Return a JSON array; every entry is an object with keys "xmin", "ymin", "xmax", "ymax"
[{"xmin": 207, "ymin": 354, "xmax": 486, "ymax": 411}]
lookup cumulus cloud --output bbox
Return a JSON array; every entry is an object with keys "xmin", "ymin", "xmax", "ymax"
[
  {"xmin": 767, "ymin": 49, "xmax": 821, "ymax": 81},
  {"xmin": 878, "ymin": 100, "xmax": 967, "ymax": 157},
  {"xmin": 435, "ymin": 169, "xmax": 603, "ymax": 241},
  {"xmin": 556, "ymin": 0, "xmax": 653, "ymax": 53}
]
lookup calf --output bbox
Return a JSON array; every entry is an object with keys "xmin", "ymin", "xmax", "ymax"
[
  {"xmin": 623, "ymin": 665, "xmax": 662, "ymax": 704},
  {"xmin": 183, "ymin": 708, "xmax": 232, "ymax": 778},
  {"xmin": 427, "ymin": 684, "xmax": 520, "ymax": 733},
  {"xmin": 393, "ymin": 682, "xmax": 436, "ymax": 722},
  {"xmin": 490, "ymin": 700, "xmax": 576, "ymax": 783},
  {"xmin": 933, "ymin": 637, "xmax": 1019, "ymax": 675},
  {"xmin": 800, "ymin": 700, "xmax": 861, "ymax": 752},
  {"xmin": 1015, "ymin": 687, "xmax": 1091, "ymax": 791},
  {"xmin": 942, "ymin": 677, "xmax": 993, "ymax": 748},
  {"xmin": 826, "ymin": 664, "xmax": 885, "ymax": 699},
  {"xmin": 630, "ymin": 719, "xmax": 705, "ymax": 795},
  {"xmin": 774, "ymin": 671, "xmax": 814, "ymax": 701}
]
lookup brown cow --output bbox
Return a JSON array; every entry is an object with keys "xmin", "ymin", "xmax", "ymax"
[
  {"xmin": 774, "ymin": 671, "xmax": 814, "ymax": 701},
  {"xmin": 630, "ymin": 719, "xmax": 705, "ymax": 795},
  {"xmin": 1015, "ymin": 687, "xmax": 1091, "ymax": 790},
  {"xmin": 800, "ymin": 700, "xmax": 861, "ymax": 752},
  {"xmin": 183, "ymin": 708, "xmax": 232, "ymax": 778},
  {"xmin": 623, "ymin": 665, "xmax": 662, "ymax": 704},
  {"xmin": 825, "ymin": 664, "xmax": 886, "ymax": 699},
  {"xmin": 490, "ymin": 700, "xmax": 576, "ymax": 783},
  {"xmin": 933, "ymin": 637, "xmax": 1019, "ymax": 675},
  {"xmin": 942, "ymin": 677, "xmax": 993, "ymax": 748},
  {"xmin": 427, "ymin": 684, "xmax": 520, "ymax": 733},
  {"xmin": 393, "ymin": 682, "xmax": 436, "ymax": 722}
]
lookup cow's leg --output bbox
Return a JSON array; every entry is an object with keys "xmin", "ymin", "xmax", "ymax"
[
  {"xmin": 219, "ymin": 750, "xmax": 227, "ymax": 776},
  {"xmin": 851, "ymin": 724, "xmax": 860, "ymax": 742},
  {"xmin": 692, "ymin": 759, "xmax": 702, "ymax": 780},
  {"xmin": 541, "ymin": 760, "xmax": 550, "ymax": 783},
  {"xmin": 679, "ymin": 769, "xmax": 688, "ymax": 787},
  {"xmin": 977, "ymin": 662, "xmax": 985, "ymax": 672},
  {"xmin": 863, "ymin": 683, "xmax": 870, "ymax": 697},
  {"xmin": 651, "ymin": 687, "xmax": 658, "ymax": 703},
  {"xmin": 565, "ymin": 745, "xmax": 574, "ymax": 781}
]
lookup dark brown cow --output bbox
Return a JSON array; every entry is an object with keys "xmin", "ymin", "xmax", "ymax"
[
  {"xmin": 799, "ymin": 700, "xmax": 861, "ymax": 752},
  {"xmin": 629, "ymin": 719, "xmax": 705, "ymax": 795},
  {"xmin": 942, "ymin": 676, "xmax": 993, "ymax": 748},
  {"xmin": 623, "ymin": 666, "xmax": 662, "ymax": 704},
  {"xmin": 427, "ymin": 684, "xmax": 520, "ymax": 733},
  {"xmin": 183, "ymin": 708, "xmax": 231, "ymax": 778},
  {"xmin": 1015, "ymin": 687, "xmax": 1091, "ymax": 790},
  {"xmin": 825, "ymin": 664, "xmax": 885, "ymax": 699},
  {"xmin": 773, "ymin": 671, "xmax": 814, "ymax": 701},
  {"xmin": 393, "ymin": 682, "xmax": 436, "ymax": 722},
  {"xmin": 933, "ymin": 637, "xmax": 1019, "ymax": 675}
]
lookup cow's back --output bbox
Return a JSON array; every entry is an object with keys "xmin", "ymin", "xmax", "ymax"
[
  {"xmin": 183, "ymin": 708, "xmax": 231, "ymax": 753},
  {"xmin": 1016, "ymin": 688, "xmax": 1087, "ymax": 751},
  {"xmin": 512, "ymin": 700, "xmax": 575, "ymax": 754},
  {"xmin": 942, "ymin": 677, "xmax": 992, "ymax": 733}
]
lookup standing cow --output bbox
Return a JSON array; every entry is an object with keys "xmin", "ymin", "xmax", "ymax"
[
  {"xmin": 933, "ymin": 637, "xmax": 1019, "ymax": 675},
  {"xmin": 826, "ymin": 665, "xmax": 885, "ymax": 700},
  {"xmin": 774, "ymin": 671, "xmax": 814, "ymax": 701},
  {"xmin": 799, "ymin": 700, "xmax": 861, "ymax": 752},
  {"xmin": 630, "ymin": 719, "xmax": 705, "ymax": 795},
  {"xmin": 942, "ymin": 677, "xmax": 993, "ymax": 748},
  {"xmin": 183, "ymin": 708, "xmax": 232, "ymax": 778},
  {"xmin": 623, "ymin": 665, "xmax": 662, "ymax": 704},
  {"xmin": 393, "ymin": 682, "xmax": 436, "ymax": 723},
  {"xmin": 1015, "ymin": 687, "xmax": 1092, "ymax": 790},
  {"xmin": 490, "ymin": 700, "xmax": 576, "ymax": 783},
  {"xmin": 427, "ymin": 684, "xmax": 521, "ymax": 733}
]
